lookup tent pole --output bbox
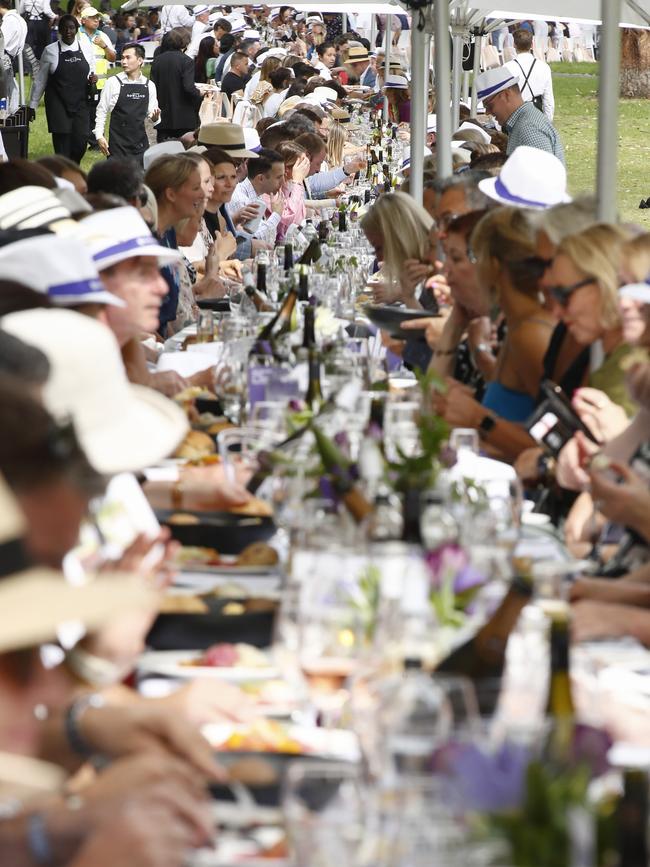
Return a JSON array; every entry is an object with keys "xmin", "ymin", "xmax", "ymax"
[
  {"xmin": 370, "ymin": 14, "xmax": 377, "ymax": 50},
  {"xmin": 451, "ymin": 31, "xmax": 463, "ymax": 130},
  {"xmin": 434, "ymin": 0, "xmax": 452, "ymax": 178},
  {"xmin": 470, "ymin": 33, "xmax": 482, "ymax": 117},
  {"xmin": 17, "ymin": 51, "xmax": 25, "ymax": 107},
  {"xmin": 383, "ymin": 13, "xmax": 392, "ymax": 123},
  {"xmin": 342, "ymin": 13, "xmax": 347, "ymax": 34},
  {"xmin": 596, "ymin": 0, "xmax": 620, "ymax": 222},
  {"xmin": 410, "ymin": 19, "xmax": 427, "ymax": 205}
]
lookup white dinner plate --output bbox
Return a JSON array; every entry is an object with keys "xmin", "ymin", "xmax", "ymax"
[{"xmin": 137, "ymin": 650, "xmax": 279, "ymax": 682}]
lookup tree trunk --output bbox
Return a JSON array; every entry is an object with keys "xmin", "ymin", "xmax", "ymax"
[{"xmin": 620, "ymin": 28, "xmax": 650, "ymax": 98}]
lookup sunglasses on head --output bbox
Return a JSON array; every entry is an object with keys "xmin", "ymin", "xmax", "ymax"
[{"xmin": 548, "ymin": 276, "xmax": 595, "ymax": 307}]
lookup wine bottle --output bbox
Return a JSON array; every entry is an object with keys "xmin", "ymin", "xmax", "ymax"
[
  {"xmin": 298, "ymin": 270, "xmax": 309, "ymax": 302},
  {"xmin": 257, "ymin": 262, "xmax": 268, "ymax": 295},
  {"xmin": 283, "ymin": 242, "xmax": 293, "ymax": 272},
  {"xmin": 302, "ymin": 302, "xmax": 315, "ymax": 349},
  {"xmin": 318, "ymin": 220, "xmax": 329, "ymax": 245},
  {"xmin": 297, "ymin": 239, "xmax": 322, "ymax": 266},
  {"xmin": 305, "ymin": 347, "xmax": 324, "ymax": 412},
  {"xmin": 244, "ymin": 282, "xmax": 274, "ymax": 313},
  {"xmin": 618, "ymin": 769, "xmax": 649, "ymax": 867},
  {"xmin": 338, "ymin": 207, "xmax": 347, "ymax": 233},
  {"xmin": 312, "ymin": 424, "xmax": 374, "ymax": 523},
  {"xmin": 435, "ymin": 560, "xmax": 534, "ymax": 682},
  {"xmin": 249, "ymin": 286, "xmax": 298, "ymax": 356},
  {"xmin": 545, "ymin": 604, "xmax": 575, "ymax": 761}
]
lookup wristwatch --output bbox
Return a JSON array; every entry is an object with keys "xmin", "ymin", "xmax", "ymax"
[
  {"xmin": 478, "ymin": 413, "xmax": 496, "ymax": 439},
  {"xmin": 471, "ymin": 342, "xmax": 492, "ymax": 364}
]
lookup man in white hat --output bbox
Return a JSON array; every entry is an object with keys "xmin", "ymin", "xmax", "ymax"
[
  {"xmin": 185, "ymin": 3, "xmax": 211, "ymax": 58},
  {"xmin": 159, "ymin": 2, "xmax": 193, "ymax": 33},
  {"xmin": 475, "ymin": 66, "xmax": 564, "ymax": 164},
  {"xmin": 504, "ymin": 27, "xmax": 555, "ymax": 120}
]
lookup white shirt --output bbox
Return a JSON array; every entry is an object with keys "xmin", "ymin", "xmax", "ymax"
[
  {"xmin": 160, "ymin": 5, "xmax": 194, "ymax": 33},
  {"xmin": 93, "ymin": 71, "xmax": 158, "ymax": 141},
  {"xmin": 185, "ymin": 19, "xmax": 210, "ymax": 59},
  {"xmin": 1, "ymin": 10, "xmax": 27, "ymax": 58},
  {"xmin": 226, "ymin": 177, "xmax": 280, "ymax": 244},
  {"xmin": 17, "ymin": 0, "xmax": 54, "ymax": 20},
  {"xmin": 262, "ymin": 88, "xmax": 287, "ymax": 118},
  {"xmin": 313, "ymin": 60, "xmax": 332, "ymax": 80},
  {"xmin": 244, "ymin": 69, "xmax": 261, "ymax": 99},
  {"xmin": 505, "ymin": 51, "xmax": 555, "ymax": 121},
  {"xmin": 29, "ymin": 35, "xmax": 96, "ymax": 108}
]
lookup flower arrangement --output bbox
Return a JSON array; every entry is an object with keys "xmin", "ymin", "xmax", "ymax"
[{"xmin": 425, "ymin": 543, "xmax": 486, "ymax": 628}]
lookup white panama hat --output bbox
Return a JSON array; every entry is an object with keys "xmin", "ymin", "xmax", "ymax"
[
  {"xmin": 478, "ymin": 146, "xmax": 571, "ymax": 210},
  {"xmin": 143, "ymin": 140, "xmax": 185, "ymax": 172},
  {"xmin": 2, "ymin": 309, "xmax": 189, "ymax": 475},
  {"xmin": 0, "ymin": 234, "xmax": 125, "ymax": 308},
  {"xmin": 0, "ymin": 186, "xmax": 73, "ymax": 232},
  {"xmin": 76, "ymin": 206, "xmax": 182, "ymax": 271},
  {"xmin": 475, "ymin": 67, "xmax": 518, "ymax": 102},
  {"xmin": 619, "ymin": 280, "xmax": 650, "ymax": 304}
]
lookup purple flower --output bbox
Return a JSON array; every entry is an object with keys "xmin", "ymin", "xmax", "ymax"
[
  {"xmin": 433, "ymin": 740, "xmax": 530, "ymax": 813},
  {"xmin": 425, "ymin": 544, "xmax": 468, "ymax": 588},
  {"xmin": 334, "ymin": 430, "xmax": 351, "ymax": 456},
  {"xmin": 288, "ymin": 398, "xmax": 304, "ymax": 412},
  {"xmin": 318, "ymin": 475, "xmax": 338, "ymax": 505},
  {"xmin": 439, "ymin": 445, "xmax": 458, "ymax": 468},
  {"xmin": 571, "ymin": 724, "xmax": 612, "ymax": 778},
  {"xmin": 454, "ymin": 564, "xmax": 486, "ymax": 595}
]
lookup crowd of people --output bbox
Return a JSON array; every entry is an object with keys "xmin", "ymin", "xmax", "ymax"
[{"xmin": 0, "ymin": 3, "xmax": 648, "ymax": 865}]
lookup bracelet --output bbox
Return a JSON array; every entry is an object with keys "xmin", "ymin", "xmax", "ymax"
[
  {"xmin": 26, "ymin": 813, "xmax": 53, "ymax": 865},
  {"xmin": 63, "ymin": 693, "xmax": 105, "ymax": 759},
  {"xmin": 66, "ymin": 646, "xmax": 126, "ymax": 689}
]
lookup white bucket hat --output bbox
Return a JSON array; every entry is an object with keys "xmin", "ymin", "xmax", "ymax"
[
  {"xmin": 1, "ymin": 309, "xmax": 189, "ymax": 474},
  {"xmin": 0, "ymin": 234, "xmax": 125, "ymax": 308},
  {"xmin": 0, "ymin": 474, "xmax": 155, "ymax": 654},
  {"xmin": 478, "ymin": 146, "xmax": 571, "ymax": 210},
  {"xmin": 76, "ymin": 206, "xmax": 182, "ymax": 271}
]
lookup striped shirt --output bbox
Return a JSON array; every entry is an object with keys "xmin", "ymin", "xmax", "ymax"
[{"xmin": 503, "ymin": 102, "xmax": 565, "ymax": 165}]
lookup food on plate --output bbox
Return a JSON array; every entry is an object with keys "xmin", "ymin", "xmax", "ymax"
[
  {"xmin": 167, "ymin": 512, "xmax": 201, "ymax": 526},
  {"xmin": 226, "ymin": 756, "xmax": 279, "ymax": 786},
  {"xmin": 211, "ymin": 581, "xmax": 248, "ymax": 597},
  {"xmin": 206, "ymin": 420, "xmax": 234, "ymax": 436},
  {"xmin": 236, "ymin": 542, "xmax": 279, "ymax": 567},
  {"xmin": 174, "ymin": 544, "xmax": 222, "ymax": 565},
  {"xmin": 173, "ymin": 386, "xmax": 218, "ymax": 404},
  {"xmin": 174, "ymin": 430, "xmax": 216, "ymax": 460},
  {"xmin": 159, "ymin": 594, "xmax": 209, "ymax": 614},
  {"xmin": 184, "ymin": 642, "xmax": 270, "ymax": 668},
  {"xmin": 214, "ymin": 719, "xmax": 303, "ymax": 754},
  {"xmin": 229, "ymin": 496, "xmax": 273, "ymax": 518},
  {"xmin": 222, "ymin": 601, "xmax": 246, "ymax": 616}
]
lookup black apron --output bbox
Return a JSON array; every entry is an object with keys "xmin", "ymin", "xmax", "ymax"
[
  {"xmin": 108, "ymin": 76, "xmax": 150, "ymax": 160},
  {"xmin": 45, "ymin": 42, "xmax": 90, "ymax": 134}
]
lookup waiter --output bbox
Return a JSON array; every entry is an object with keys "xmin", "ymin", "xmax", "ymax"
[
  {"xmin": 18, "ymin": 0, "xmax": 52, "ymax": 59},
  {"xmin": 94, "ymin": 42, "xmax": 159, "ymax": 165},
  {"xmin": 29, "ymin": 14, "xmax": 96, "ymax": 163}
]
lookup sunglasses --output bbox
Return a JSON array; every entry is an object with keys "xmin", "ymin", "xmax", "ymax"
[
  {"xmin": 507, "ymin": 256, "xmax": 554, "ymax": 280},
  {"xmin": 548, "ymin": 276, "xmax": 595, "ymax": 307}
]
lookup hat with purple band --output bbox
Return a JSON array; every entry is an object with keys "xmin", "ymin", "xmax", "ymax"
[
  {"xmin": 475, "ymin": 67, "xmax": 518, "ymax": 103},
  {"xmin": 619, "ymin": 279, "xmax": 650, "ymax": 304},
  {"xmin": 478, "ymin": 146, "xmax": 571, "ymax": 210},
  {"xmin": 0, "ymin": 234, "xmax": 125, "ymax": 307},
  {"xmin": 76, "ymin": 206, "xmax": 182, "ymax": 271}
]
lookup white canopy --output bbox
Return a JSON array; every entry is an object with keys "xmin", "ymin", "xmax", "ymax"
[
  {"xmin": 121, "ymin": 0, "xmax": 402, "ymax": 8},
  {"xmin": 470, "ymin": 0, "xmax": 650, "ymax": 27}
]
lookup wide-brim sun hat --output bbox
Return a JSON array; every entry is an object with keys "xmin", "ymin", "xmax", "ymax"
[
  {"xmin": 2, "ymin": 309, "xmax": 189, "ymax": 475},
  {"xmin": 0, "ymin": 474, "xmax": 156, "ymax": 654},
  {"xmin": 0, "ymin": 234, "xmax": 125, "ymax": 308},
  {"xmin": 197, "ymin": 122, "xmax": 260, "ymax": 158},
  {"xmin": 76, "ymin": 206, "xmax": 182, "ymax": 270},
  {"xmin": 478, "ymin": 145, "xmax": 572, "ymax": 210}
]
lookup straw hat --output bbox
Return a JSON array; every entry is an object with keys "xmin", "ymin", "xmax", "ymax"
[
  {"xmin": 277, "ymin": 95, "xmax": 303, "ymax": 117},
  {"xmin": 197, "ymin": 122, "xmax": 260, "ymax": 158},
  {"xmin": 2, "ymin": 309, "xmax": 189, "ymax": 474},
  {"xmin": 76, "ymin": 206, "xmax": 183, "ymax": 271},
  {"xmin": 347, "ymin": 45, "xmax": 370, "ymax": 63},
  {"xmin": 478, "ymin": 146, "xmax": 571, "ymax": 210},
  {"xmin": 0, "ymin": 474, "xmax": 155, "ymax": 654}
]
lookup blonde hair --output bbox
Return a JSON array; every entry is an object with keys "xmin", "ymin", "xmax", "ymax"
[
  {"xmin": 470, "ymin": 206, "xmax": 537, "ymax": 299},
  {"xmin": 361, "ymin": 192, "xmax": 433, "ymax": 285},
  {"xmin": 622, "ymin": 232, "xmax": 650, "ymax": 283},
  {"xmin": 144, "ymin": 155, "xmax": 199, "ymax": 203},
  {"xmin": 558, "ymin": 223, "xmax": 631, "ymax": 330},
  {"xmin": 326, "ymin": 122, "xmax": 346, "ymax": 168},
  {"xmin": 259, "ymin": 55, "xmax": 282, "ymax": 82}
]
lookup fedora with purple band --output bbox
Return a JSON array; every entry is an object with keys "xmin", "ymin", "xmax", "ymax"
[
  {"xmin": 478, "ymin": 145, "xmax": 571, "ymax": 210},
  {"xmin": 475, "ymin": 67, "xmax": 518, "ymax": 102},
  {"xmin": 76, "ymin": 206, "xmax": 182, "ymax": 271}
]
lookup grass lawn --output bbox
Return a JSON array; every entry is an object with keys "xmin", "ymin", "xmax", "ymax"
[{"xmin": 24, "ymin": 59, "xmax": 650, "ymax": 226}]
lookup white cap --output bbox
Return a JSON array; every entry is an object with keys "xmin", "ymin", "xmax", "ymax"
[
  {"xmin": 76, "ymin": 206, "xmax": 182, "ymax": 271},
  {"xmin": 478, "ymin": 146, "xmax": 571, "ymax": 210},
  {"xmin": 143, "ymin": 140, "xmax": 184, "ymax": 172},
  {"xmin": 0, "ymin": 234, "xmax": 125, "ymax": 308},
  {"xmin": 2, "ymin": 309, "xmax": 189, "ymax": 474}
]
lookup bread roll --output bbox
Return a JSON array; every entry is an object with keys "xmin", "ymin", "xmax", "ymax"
[{"xmin": 174, "ymin": 430, "xmax": 216, "ymax": 460}]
